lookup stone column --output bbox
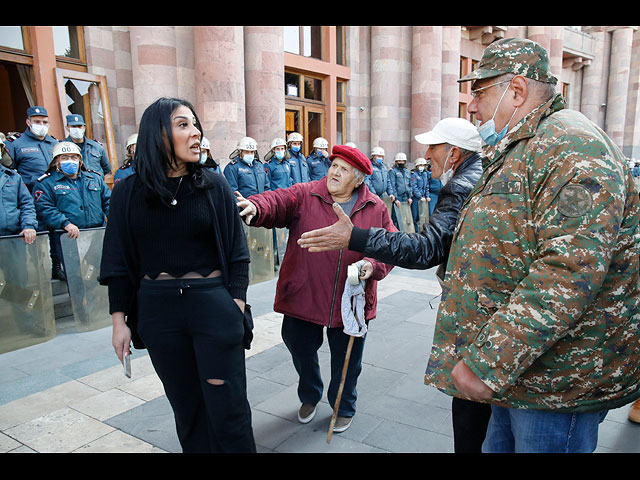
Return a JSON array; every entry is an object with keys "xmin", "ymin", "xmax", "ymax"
[
  {"xmin": 193, "ymin": 26, "xmax": 246, "ymax": 163},
  {"xmin": 130, "ymin": 26, "xmax": 178, "ymax": 125},
  {"xmin": 371, "ymin": 26, "xmax": 411, "ymax": 164},
  {"xmin": 441, "ymin": 26, "xmax": 461, "ymax": 119},
  {"xmin": 410, "ymin": 26, "xmax": 442, "ymax": 161},
  {"xmin": 243, "ymin": 26, "xmax": 285, "ymax": 158},
  {"xmin": 606, "ymin": 27, "xmax": 633, "ymax": 149},
  {"xmin": 624, "ymin": 28, "xmax": 640, "ymax": 159},
  {"xmin": 527, "ymin": 26, "xmax": 564, "ymax": 85},
  {"xmin": 580, "ymin": 29, "xmax": 608, "ymax": 129}
]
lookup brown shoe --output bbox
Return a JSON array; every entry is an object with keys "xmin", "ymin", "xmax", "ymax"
[
  {"xmin": 629, "ymin": 399, "xmax": 640, "ymax": 424},
  {"xmin": 332, "ymin": 415, "xmax": 353, "ymax": 433},
  {"xmin": 297, "ymin": 403, "xmax": 317, "ymax": 424}
]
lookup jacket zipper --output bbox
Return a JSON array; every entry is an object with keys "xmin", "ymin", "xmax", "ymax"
[{"xmin": 326, "ymin": 199, "xmax": 370, "ymax": 327}]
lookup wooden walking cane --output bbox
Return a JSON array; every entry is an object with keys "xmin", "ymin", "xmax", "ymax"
[
  {"xmin": 327, "ymin": 334, "xmax": 354, "ymax": 444},
  {"xmin": 327, "ymin": 285, "xmax": 364, "ymax": 444}
]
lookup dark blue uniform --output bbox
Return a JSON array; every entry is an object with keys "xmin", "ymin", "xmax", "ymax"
[
  {"xmin": 307, "ymin": 152, "xmax": 331, "ymax": 181},
  {"xmin": 4, "ymin": 129, "xmax": 57, "ymax": 191},
  {"xmin": 410, "ymin": 169, "xmax": 429, "ymax": 231},
  {"xmin": 0, "ymin": 165, "xmax": 37, "ymax": 235},
  {"xmin": 387, "ymin": 164, "xmax": 411, "ymax": 201},
  {"xmin": 223, "ymin": 157, "xmax": 271, "ymax": 197},
  {"xmin": 364, "ymin": 160, "xmax": 392, "ymax": 197},
  {"xmin": 113, "ymin": 161, "xmax": 135, "ymax": 184},
  {"xmin": 287, "ymin": 149, "xmax": 310, "ymax": 184},
  {"xmin": 427, "ymin": 170, "xmax": 441, "ymax": 216},
  {"xmin": 33, "ymin": 169, "xmax": 110, "ymax": 230},
  {"xmin": 267, "ymin": 158, "xmax": 292, "ymax": 190}
]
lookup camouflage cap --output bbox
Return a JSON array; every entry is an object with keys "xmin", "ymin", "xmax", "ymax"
[{"xmin": 458, "ymin": 37, "xmax": 558, "ymax": 85}]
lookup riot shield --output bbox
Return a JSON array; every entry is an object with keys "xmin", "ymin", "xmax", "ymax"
[
  {"xmin": 0, "ymin": 233, "xmax": 55, "ymax": 353},
  {"xmin": 395, "ymin": 201, "xmax": 415, "ymax": 233},
  {"xmin": 242, "ymin": 225, "xmax": 274, "ymax": 285},
  {"xmin": 60, "ymin": 227, "xmax": 111, "ymax": 332},
  {"xmin": 417, "ymin": 200, "xmax": 430, "ymax": 232}
]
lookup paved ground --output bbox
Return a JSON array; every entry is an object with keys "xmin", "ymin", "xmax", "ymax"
[{"xmin": 1, "ymin": 266, "xmax": 638, "ymax": 453}]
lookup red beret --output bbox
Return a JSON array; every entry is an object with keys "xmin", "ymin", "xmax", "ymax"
[{"xmin": 329, "ymin": 145, "xmax": 372, "ymax": 176}]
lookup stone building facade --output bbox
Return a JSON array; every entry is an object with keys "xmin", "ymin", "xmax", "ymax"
[{"xmin": 1, "ymin": 26, "xmax": 638, "ymax": 182}]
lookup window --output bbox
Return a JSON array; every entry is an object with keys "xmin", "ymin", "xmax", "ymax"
[
  {"xmin": 284, "ymin": 26, "xmax": 322, "ymax": 60},
  {"xmin": 458, "ymin": 57, "xmax": 478, "ymax": 124},
  {"xmin": 53, "ymin": 26, "xmax": 85, "ymax": 64},
  {"xmin": 0, "ymin": 26, "xmax": 26, "ymax": 52},
  {"xmin": 285, "ymin": 71, "xmax": 324, "ymax": 104}
]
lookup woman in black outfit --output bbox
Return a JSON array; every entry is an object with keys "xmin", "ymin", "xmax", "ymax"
[{"xmin": 99, "ymin": 97, "xmax": 255, "ymax": 453}]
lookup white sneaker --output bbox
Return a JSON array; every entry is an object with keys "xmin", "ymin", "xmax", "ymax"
[
  {"xmin": 332, "ymin": 416, "xmax": 353, "ymax": 433},
  {"xmin": 297, "ymin": 403, "xmax": 317, "ymax": 424}
]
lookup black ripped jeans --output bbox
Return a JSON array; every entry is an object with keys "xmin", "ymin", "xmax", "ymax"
[{"xmin": 137, "ymin": 277, "xmax": 256, "ymax": 453}]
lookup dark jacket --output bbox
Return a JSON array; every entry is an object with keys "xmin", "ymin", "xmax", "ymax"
[
  {"xmin": 98, "ymin": 168, "xmax": 250, "ymax": 349},
  {"xmin": 0, "ymin": 165, "xmax": 37, "ymax": 235},
  {"xmin": 348, "ymin": 152, "xmax": 483, "ymax": 270},
  {"xmin": 248, "ymin": 178, "xmax": 396, "ymax": 329}
]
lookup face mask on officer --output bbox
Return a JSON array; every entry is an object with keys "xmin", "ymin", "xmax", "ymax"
[
  {"xmin": 374, "ymin": 157, "xmax": 383, "ymax": 165},
  {"xmin": 275, "ymin": 150, "xmax": 285, "ymax": 161},
  {"xmin": 59, "ymin": 158, "xmax": 80, "ymax": 176},
  {"xmin": 69, "ymin": 127, "xmax": 85, "ymax": 141},
  {"xmin": 418, "ymin": 166, "xmax": 425, "ymax": 172},
  {"xmin": 30, "ymin": 122, "xmax": 49, "ymax": 138},
  {"xmin": 242, "ymin": 153, "xmax": 254, "ymax": 165},
  {"xmin": 291, "ymin": 144, "xmax": 301, "ymax": 153}
]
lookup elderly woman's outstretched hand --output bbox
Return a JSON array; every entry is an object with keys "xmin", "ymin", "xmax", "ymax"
[
  {"xmin": 298, "ymin": 203, "xmax": 354, "ymax": 252},
  {"xmin": 235, "ymin": 191, "xmax": 257, "ymax": 225}
]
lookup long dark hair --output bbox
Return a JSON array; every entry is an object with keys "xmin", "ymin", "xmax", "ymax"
[{"xmin": 134, "ymin": 97, "xmax": 203, "ymax": 200}]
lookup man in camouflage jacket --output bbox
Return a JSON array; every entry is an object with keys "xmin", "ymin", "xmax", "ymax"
[{"xmin": 424, "ymin": 38, "xmax": 640, "ymax": 452}]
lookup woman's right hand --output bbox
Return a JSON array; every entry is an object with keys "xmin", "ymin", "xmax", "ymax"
[{"xmin": 112, "ymin": 312, "xmax": 131, "ymax": 364}]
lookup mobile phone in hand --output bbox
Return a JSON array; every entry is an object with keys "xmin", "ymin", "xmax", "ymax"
[{"xmin": 123, "ymin": 353, "xmax": 131, "ymax": 378}]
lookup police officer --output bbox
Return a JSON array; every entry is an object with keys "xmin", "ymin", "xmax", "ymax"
[
  {"xmin": 223, "ymin": 136, "xmax": 270, "ymax": 197},
  {"xmin": 364, "ymin": 146, "xmax": 392, "ymax": 199},
  {"xmin": 387, "ymin": 152, "xmax": 412, "ymax": 229},
  {"xmin": 265, "ymin": 138, "xmax": 292, "ymax": 190},
  {"xmin": 286, "ymin": 132, "xmax": 310, "ymax": 185},
  {"xmin": 113, "ymin": 133, "xmax": 137, "ymax": 185},
  {"xmin": 307, "ymin": 137, "xmax": 331, "ymax": 181},
  {"xmin": 0, "ymin": 138, "xmax": 37, "ymax": 243},
  {"xmin": 198, "ymin": 137, "xmax": 222, "ymax": 175},
  {"xmin": 64, "ymin": 114, "xmax": 111, "ymax": 177},
  {"xmin": 410, "ymin": 157, "xmax": 430, "ymax": 232},
  {"xmin": 33, "ymin": 142, "xmax": 111, "ymax": 280},
  {"xmin": 4, "ymin": 106, "xmax": 58, "ymax": 192}
]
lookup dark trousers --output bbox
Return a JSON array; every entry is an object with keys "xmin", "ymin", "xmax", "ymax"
[
  {"xmin": 281, "ymin": 315, "xmax": 366, "ymax": 418},
  {"xmin": 137, "ymin": 277, "xmax": 256, "ymax": 453},
  {"xmin": 452, "ymin": 397, "xmax": 492, "ymax": 453}
]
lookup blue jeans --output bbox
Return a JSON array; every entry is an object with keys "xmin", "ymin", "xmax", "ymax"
[
  {"xmin": 482, "ymin": 405, "xmax": 608, "ymax": 453},
  {"xmin": 281, "ymin": 315, "xmax": 366, "ymax": 417}
]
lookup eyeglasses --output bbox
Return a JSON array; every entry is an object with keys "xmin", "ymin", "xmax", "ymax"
[{"xmin": 470, "ymin": 79, "xmax": 511, "ymax": 99}]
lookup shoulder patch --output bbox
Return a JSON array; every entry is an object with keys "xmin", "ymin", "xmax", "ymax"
[
  {"xmin": 557, "ymin": 183, "xmax": 593, "ymax": 218},
  {"xmin": 37, "ymin": 172, "xmax": 51, "ymax": 182}
]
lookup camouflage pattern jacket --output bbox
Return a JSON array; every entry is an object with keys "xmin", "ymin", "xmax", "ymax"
[{"xmin": 424, "ymin": 94, "xmax": 640, "ymax": 412}]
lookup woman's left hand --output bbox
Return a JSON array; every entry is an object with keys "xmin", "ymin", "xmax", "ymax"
[{"xmin": 234, "ymin": 298, "xmax": 245, "ymax": 313}]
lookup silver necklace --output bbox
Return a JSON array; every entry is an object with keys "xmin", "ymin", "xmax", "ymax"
[{"xmin": 170, "ymin": 176, "xmax": 183, "ymax": 206}]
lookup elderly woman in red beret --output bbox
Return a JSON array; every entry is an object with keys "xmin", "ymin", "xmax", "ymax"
[{"xmin": 236, "ymin": 144, "xmax": 396, "ymax": 434}]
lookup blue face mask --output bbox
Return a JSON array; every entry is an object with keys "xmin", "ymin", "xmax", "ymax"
[
  {"xmin": 478, "ymin": 83, "xmax": 518, "ymax": 147},
  {"xmin": 375, "ymin": 157, "xmax": 383, "ymax": 165},
  {"xmin": 291, "ymin": 145, "xmax": 300, "ymax": 153},
  {"xmin": 60, "ymin": 160, "xmax": 79, "ymax": 175},
  {"xmin": 242, "ymin": 154, "xmax": 254, "ymax": 165},
  {"xmin": 275, "ymin": 150, "xmax": 285, "ymax": 161}
]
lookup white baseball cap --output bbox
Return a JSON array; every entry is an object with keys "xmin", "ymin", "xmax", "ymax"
[{"xmin": 415, "ymin": 117, "xmax": 482, "ymax": 153}]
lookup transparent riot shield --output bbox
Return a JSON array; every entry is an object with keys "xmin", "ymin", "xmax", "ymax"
[
  {"xmin": 0, "ymin": 233, "xmax": 55, "ymax": 353},
  {"xmin": 242, "ymin": 225, "xmax": 274, "ymax": 285},
  {"xmin": 417, "ymin": 200, "xmax": 430, "ymax": 232},
  {"xmin": 396, "ymin": 201, "xmax": 415, "ymax": 233},
  {"xmin": 382, "ymin": 196, "xmax": 394, "ymax": 216},
  {"xmin": 59, "ymin": 227, "xmax": 111, "ymax": 332},
  {"xmin": 275, "ymin": 227, "xmax": 288, "ymax": 267}
]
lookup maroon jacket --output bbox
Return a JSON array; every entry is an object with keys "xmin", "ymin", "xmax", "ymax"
[{"xmin": 249, "ymin": 178, "xmax": 396, "ymax": 329}]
